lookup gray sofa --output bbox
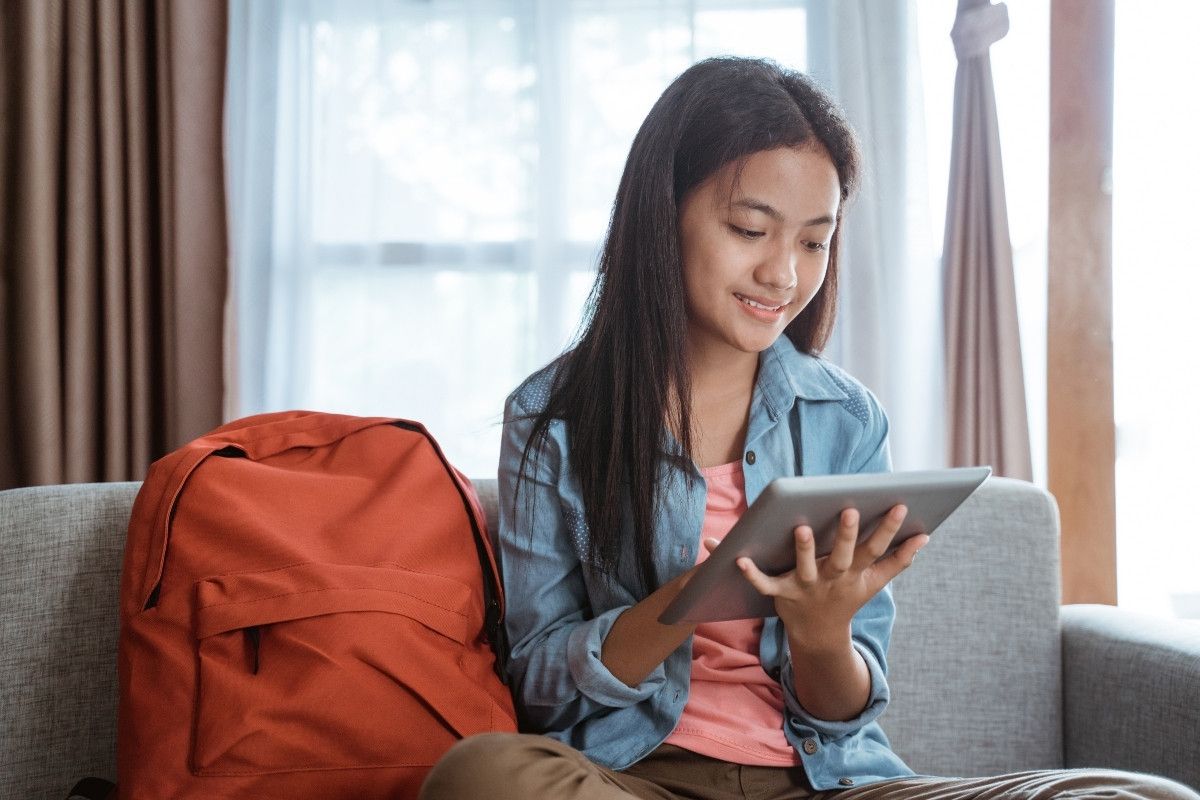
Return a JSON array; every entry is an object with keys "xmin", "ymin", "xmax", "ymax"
[{"xmin": 2, "ymin": 477, "xmax": 1198, "ymax": 799}]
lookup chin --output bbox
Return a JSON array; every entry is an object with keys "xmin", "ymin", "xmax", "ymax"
[{"xmin": 729, "ymin": 334, "xmax": 782, "ymax": 355}]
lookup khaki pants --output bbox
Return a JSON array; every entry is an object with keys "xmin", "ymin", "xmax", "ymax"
[{"xmin": 419, "ymin": 733, "xmax": 1199, "ymax": 800}]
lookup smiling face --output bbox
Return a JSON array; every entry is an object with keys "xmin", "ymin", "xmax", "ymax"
[{"xmin": 677, "ymin": 145, "xmax": 841, "ymax": 367}]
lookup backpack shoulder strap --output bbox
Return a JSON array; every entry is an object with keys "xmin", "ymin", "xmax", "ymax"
[{"xmin": 391, "ymin": 421, "xmax": 510, "ymax": 681}]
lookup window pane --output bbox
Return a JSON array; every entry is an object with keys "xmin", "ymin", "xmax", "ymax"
[
  {"xmin": 309, "ymin": 6, "xmax": 535, "ymax": 243},
  {"xmin": 564, "ymin": 4, "xmax": 694, "ymax": 242},
  {"xmin": 563, "ymin": 2, "xmax": 806, "ymax": 241},
  {"xmin": 307, "ymin": 268, "xmax": 535, "ymax": 476},
  {"xmin": 263, "ymin": 1, "xmax": 809, "ymax": 477},
  {"xmin": 694, "ymin": 6, "xmax": 807, "ymax": 65},
  {"xmin": 1113, "ymin": 0, "xmax": 1200, "ymax": 618}
]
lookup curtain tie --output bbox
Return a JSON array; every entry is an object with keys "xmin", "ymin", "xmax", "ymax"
[{"xmin": 951, "ymin": 1, "xmax": 1010, "ymax": 61}]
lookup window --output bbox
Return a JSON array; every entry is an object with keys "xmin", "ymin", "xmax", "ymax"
[
  {"xmin": 229, "ymin": 0, "xmax": 808, "ymax": 477},
  {"xmin": 1112, "ymin": 0, "xmax": 1200, "ymax": 618},
  {"xmin": 917, "ymin": 0, "xmax": 1199, "ymax": 618}
]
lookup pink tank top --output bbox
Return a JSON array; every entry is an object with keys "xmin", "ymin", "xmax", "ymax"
[{"xmin": 665, "ymin": 460, "xmax": 801, "ymax": 766}]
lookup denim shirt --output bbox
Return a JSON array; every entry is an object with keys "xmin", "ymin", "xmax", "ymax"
[{"xmin": 495, "ymin": 337, "xmax": 915, "ymax": 791}]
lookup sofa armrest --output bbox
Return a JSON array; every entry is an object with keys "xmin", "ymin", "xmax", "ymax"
[{"xmin": 1061, "ymin": 604, "xmax": 1200, "ymax": 790}]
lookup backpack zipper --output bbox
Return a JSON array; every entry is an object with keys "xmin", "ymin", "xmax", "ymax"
[{"xmin": 246, "ymin": 626, "xmax": 261, "ymax": 674}]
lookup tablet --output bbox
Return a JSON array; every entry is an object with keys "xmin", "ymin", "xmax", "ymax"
[{"xmin": 658, "ymin": 466, "xmax": 991, "ymax": 624}]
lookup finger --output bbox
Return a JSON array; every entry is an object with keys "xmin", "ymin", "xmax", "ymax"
[
  {"xmin": 866, "ymin": 532, "xmax": 929, "ymax": 588},
  {"xmin": 823, "ymin": 508, "xmax": 859, "ymax": 576},
  {"xmin": 793, "ymin": 526, "xmax": 819, "ymax": 584},
  {"xmin": 736, "ymin": 556, "xmax": 786, "ymax": 597},
  {"xmin": 701, "ymin": 537, "xmax": 721, "ymax": 554},
  {"xmin": 853, "ymin": 504, "xmax": 908, "ymax": 570}
]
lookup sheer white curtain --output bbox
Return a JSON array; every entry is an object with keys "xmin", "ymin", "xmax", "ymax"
[
  {"xmin": 225, "ymin": 0, "xmax": 938, "ymax": 475},
  {"xmin": 809, "ymin": 0, "xmax": 944, "ymax": 471}
]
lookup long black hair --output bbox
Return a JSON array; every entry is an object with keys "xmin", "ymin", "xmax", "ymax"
[{"xmin": 518, "ymin": 57, "xmax": 861, "ymax": 592}]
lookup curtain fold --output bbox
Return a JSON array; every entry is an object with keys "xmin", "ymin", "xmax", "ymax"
[
  {"xmin": 942, "ymin": 0, "xmax": 1032, "ymax": 479},
  {"xmin": 0, "ymin": 0, "xmax": 228, "ymax": 489}
]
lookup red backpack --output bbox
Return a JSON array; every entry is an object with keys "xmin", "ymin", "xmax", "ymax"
[{"xmin": 115, "ymin": 411, "xmax": 516, "ymax": 799}]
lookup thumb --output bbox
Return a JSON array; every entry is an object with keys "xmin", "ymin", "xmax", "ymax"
[{"xmin": 702, "ymin": 537, "xmax": 721, "ymax": 554}]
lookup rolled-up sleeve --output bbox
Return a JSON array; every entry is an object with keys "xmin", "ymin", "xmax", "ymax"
[
  {"xmin": 568, "ymin": 607, "xmax": 667, "ymax": 705},
  {"xmin": 780, "ymin": 585, "xmax": 896, "ymax": 738},
  {"xmin": 781, "ymin": 385, "xmax": 897, "ymax": 739},
  {"xmin": 498, "ymin": 392, "xmax": 664, "ymax": 733}
]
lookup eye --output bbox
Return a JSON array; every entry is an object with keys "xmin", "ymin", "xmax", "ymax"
[
  {"xmin": 803, "ymin": 241, "xmax": 829, "ymax": 253},
  {"xmin": 729, "ymin": 225, "xmax": 765, "ymax": 240}
]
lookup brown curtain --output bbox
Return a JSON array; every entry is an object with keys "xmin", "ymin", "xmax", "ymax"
[
  {"xmin": 942, "ymin": 0, "xmax": 1033, "ymax": 480},
  {"xmin": 0, "ymin": 0, "xmax": 228, "ymax": 489}
]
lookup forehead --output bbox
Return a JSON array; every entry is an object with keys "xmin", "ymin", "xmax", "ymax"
[{"xmin": 707, "ymin": 146, "xmax": 841, "ymax": 221}]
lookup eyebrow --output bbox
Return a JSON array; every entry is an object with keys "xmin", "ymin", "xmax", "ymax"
[{"xmin": 731, "ymin": 198, "xmax": 834, "ymax": 227}]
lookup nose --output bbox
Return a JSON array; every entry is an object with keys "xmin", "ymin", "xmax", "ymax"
[{"xmin": 755, "ymin": 241, "xmax": 798, "ymax": 292}]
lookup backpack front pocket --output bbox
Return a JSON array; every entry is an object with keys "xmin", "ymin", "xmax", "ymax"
[{"xmin": 190, "ymin": 561, "xmax": 496, "ymax": 776}]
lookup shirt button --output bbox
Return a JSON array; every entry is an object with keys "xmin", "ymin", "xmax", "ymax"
[
  {"xmin": 802, "ymin": 738, "xmax": 818, "ymax": 755},
  {"xmin": 745, "ymin": 450, "xmax": 757, "ymax": 465},
  {"xmin": 839, "ymin": 778, "xmax": 855, "ymax": 787}
]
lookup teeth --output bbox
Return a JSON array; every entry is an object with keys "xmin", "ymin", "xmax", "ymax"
[{"xmin": 738, "ymin": 295, "xmax": 782, "ymax": 311}]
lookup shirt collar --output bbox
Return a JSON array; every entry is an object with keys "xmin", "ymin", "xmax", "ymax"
[{"xmin": 756, "ymin": 337, "xmax": 848, "ymax": 419}]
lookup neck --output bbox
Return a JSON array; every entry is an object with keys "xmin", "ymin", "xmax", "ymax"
[
  {"xmin": 677, "ymin": 339, "xmax": 761, "ymax": 468},
  {"xmin": 684, "ymin": 339, "xmax": 760, "ymax": 405}
]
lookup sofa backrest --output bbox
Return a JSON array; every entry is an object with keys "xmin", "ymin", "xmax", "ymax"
[
  {"xmin": 477, "ymin": 476, "xmax": 1066, "ymax": 778},
  {"xmin": 886, "ymin": 477, "xmax": 1064, "ymax": 776},
  {"xmin": 1, "ymin": 482, "xmax": 137, "ymax": 800},
  {"xmin": 0, "ymin": 476, "xmax": 1063, "ymax": 799}
]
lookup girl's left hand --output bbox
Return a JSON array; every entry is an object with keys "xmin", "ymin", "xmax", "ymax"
[{"xmin": 734, "ymin": 505, "xmax": 928, "ymax": 649}]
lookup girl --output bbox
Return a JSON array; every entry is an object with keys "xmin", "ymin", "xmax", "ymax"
[{"xmin": 420, "ymin": 57, "xmax": 1196, "ymax": 800}]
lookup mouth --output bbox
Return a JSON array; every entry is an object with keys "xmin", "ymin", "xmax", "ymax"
[{"xmin": 734, "ymin": 293, "xmax": 789, "ymax": 313}]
